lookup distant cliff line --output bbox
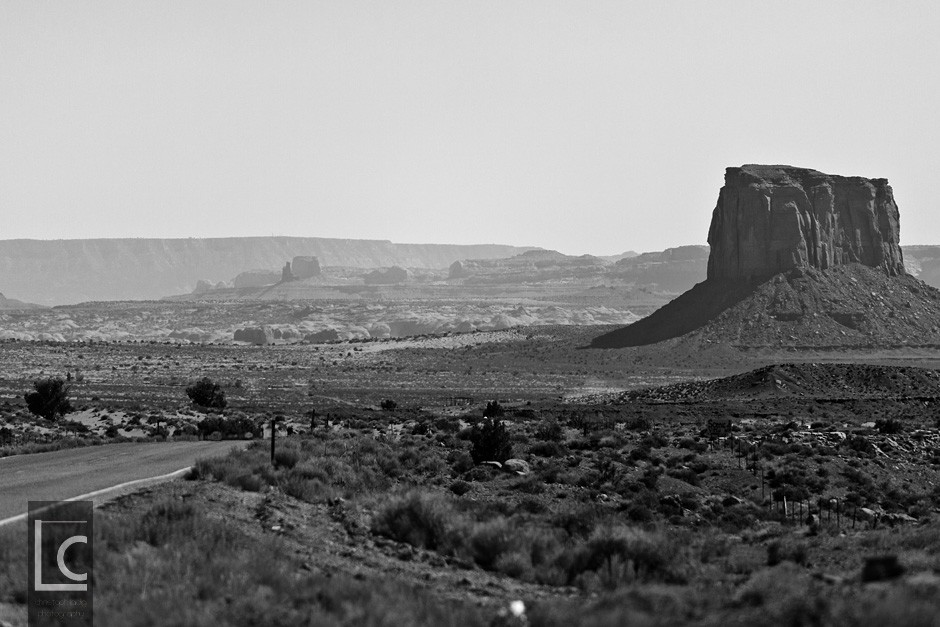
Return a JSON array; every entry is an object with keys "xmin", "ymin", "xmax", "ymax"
[{"xmin": 0, "ymin": 237, "xmax": 536, "ymax": 305}]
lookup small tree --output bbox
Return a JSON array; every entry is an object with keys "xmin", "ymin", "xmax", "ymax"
[
  {"xmin": 186, "ymin": 377, "xmax": 226, "ymax": 410},
  {"xmin": 470, "ymin": 417, "xmax": 513, "ymax": 464},
  {"xmin": 24, "ymin": 377, "xmax": 73, "ymax": 421},
  {"xmin": 483, "ymin": 400, "xmax": 504, "ymax": 418},
  {"xmin": 381, "ymin": 399, "xmax": 398, "ymax": 411}
]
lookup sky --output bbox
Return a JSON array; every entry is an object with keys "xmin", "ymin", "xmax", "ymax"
[{"xmin": 1, "ymin": 1, "xmax": 937, "ymax": 256}]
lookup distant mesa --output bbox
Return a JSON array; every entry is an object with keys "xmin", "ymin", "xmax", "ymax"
[
  {"xmin": 448, "ymin": 249, "xmax": 610, "ymax": 282},
  {"xmin": 291, "ymin": 256, "xmax": 321, "ymax": 279},
  {"xmin": 593, "ymin": 164, "xmax": 938, "ymax": 349},
  {"xmin": 364, "ymin": 266, "xmax": 410, "ymax": 285},
  {"xmin": 0, "ymin": 291, "xmax": 43, "ymax": 310},
  {"xmin": 0, "ymin": 237, "xmax": 533, "ymax": 305}
]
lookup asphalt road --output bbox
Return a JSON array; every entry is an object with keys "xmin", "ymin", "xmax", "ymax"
[{"xmin": 0, "ymin": 441, "xmax": 245, "ymax": 521}]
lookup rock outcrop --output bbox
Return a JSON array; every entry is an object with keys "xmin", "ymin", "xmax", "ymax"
[
  {"xmin": 233, "ymin": 269, "xmax": 281, "ymax": 289},
  {"xmin": 707, "ymin": 165, "xmax": 904, "ymax": 281},
  {"xmin": 593, "ymin": 165, "xmax": 922, "ymax": 349},
  {"xmin": 281, "ymin": 262, "xmax": 296, "ymax": 283},
  {"xmin": 291, "ymin": 256, "xmax": 321, "ymax": 279},
  {"xmin": 234, "ymin": 327, "xmax": 275, "ymax": 345}
]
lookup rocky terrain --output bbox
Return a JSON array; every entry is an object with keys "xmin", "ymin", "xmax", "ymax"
[{"xmin": 0, "ymin": 300, "xmax": 639, "ymax": 344}]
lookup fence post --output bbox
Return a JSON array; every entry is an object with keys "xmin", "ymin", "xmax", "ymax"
[{"xmin": 270, "ymin": 417, "xmax": 276, "ymax": 467}]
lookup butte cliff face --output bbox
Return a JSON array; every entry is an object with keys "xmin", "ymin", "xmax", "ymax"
[
  {"xmin": 591, "ymin": 165, "xmax": 937, "ymax": 349},
  {"xmin": 707, "ymin": 165, "xmax": 904, "ymax": 281}
]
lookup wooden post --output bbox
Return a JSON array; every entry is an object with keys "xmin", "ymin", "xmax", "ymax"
[{"xmin": 271, "ymin": 417, "xmax": 276, "ymax": 467}]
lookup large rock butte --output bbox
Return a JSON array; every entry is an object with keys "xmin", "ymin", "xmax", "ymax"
[{"xmin": 707, "ymin": 165, "xmax": 904, "ymax": 281}]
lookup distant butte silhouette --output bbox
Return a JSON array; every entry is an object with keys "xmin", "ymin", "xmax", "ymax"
[{"xmin": 591, "ymin": 164, "xmax": 912, "ymax": 348}]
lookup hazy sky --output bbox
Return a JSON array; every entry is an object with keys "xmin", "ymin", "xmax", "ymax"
[{"xmin": 1, "ymin": 1, "xmax": 937, "ymax": 255}]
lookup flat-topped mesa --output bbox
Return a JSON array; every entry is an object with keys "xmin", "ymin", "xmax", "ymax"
[{"xmin": 706, "ymin": 164, "xmax": 904, "ymax": 281}]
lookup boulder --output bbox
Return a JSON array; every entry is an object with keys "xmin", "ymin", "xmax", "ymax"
[
  {"xmin": 292, "ymin": 256, "xmax": 321, "ymax": 279},
  {"xmin": 234, "ymin": 327, "xmax": 274, "ymax": 345},
  {"xmin": 707, "ymin": 165, "xmax": 905, "ymax": 281},
  {"xmin": 502, "ymin": 459, "xmax": 530, "ymax": 475}
]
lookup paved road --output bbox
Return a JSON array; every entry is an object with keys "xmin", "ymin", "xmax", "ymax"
[{"xmin": 0, "ymin": 441, "xmax": 245, "ymax": 521}]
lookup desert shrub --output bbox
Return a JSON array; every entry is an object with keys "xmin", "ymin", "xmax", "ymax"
[
  {"xmin": 640, "ymin": 432, "xmax": 667, "ymax": 448},
  {"xmin": 449, "ymin": 480, "xmax": 472, "ymax": 496},
  {"xmin": 273, "ymin": 446, "xmax": 301, "ymax": 469},
  {"xmin": 494, "ymin": 550, "xmax": 533, "ymax": 580},
  {"xmin": 186, "ymin": 377, "xmax": 227, "ymax": 410},
  {"xmin": 667, "ymin": 467, "xmax": 701, "ymax": 487},
  {"xmin": 528, "ymin": 440, "xmax": 564, "ymax": 457},
  {"xmin": 448, "ymin": 449, "xmax": 475, "ymax": 475},
  {"xmin": 551, "ymin": 503, "xmax": 599, "ymax": 538},
  {"xmin": 560, "ymin": 526, "xmax": 680, "ymax": 587},
  {"xmin": 197, "ymin": 415, "xmax": 261, "ymax": 439},
  {"xmin": 282, "ymin": 475, "xmax": 335, "ymax": 503},
  {"xmin": 511, "ymin": 475, "xmax": 545, "ymax": 494},
  {"xmin": 677, "ymin": 437, "xmax": 706, "ymax": 452},
  {"xmin": 469, "ymin": 417, "xmax": 513, "ymax": 463},
  {"xmin": 371, "ymin": 491, "xmax": 460, "ymax": 553},
  {"xmin": 24, "ymin": 377, "xmax": 73, "ymax": 421},
  {"xmin": 468, "ymin": 518, "xmax": 515, "ymax": 570},
  {"xmin": 622, "ymin": 416, "xmax": 651, "ymax": 431},
  {"xmin": 380, "ymin": 399, "xmax": 398, "ymax": 411},
  {"xmin": 843, "ymin": 434, "xmax": 875, "ymax": 456},
  {"xmin": 535, "ymin": 419, "xmax": 564, "ymax": 442},
  {"xmin": 875, "ymin": 418, "xmax": 903, "ymax": 434},
  {"xmin": 767, "ymin": 539, "xmax": 809, "ymax": 567},
  {"xmin": 137, "ymin": 498, "xmax": 203, "ymax": 546}
]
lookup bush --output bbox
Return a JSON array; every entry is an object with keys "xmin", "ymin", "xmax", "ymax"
[
  {"xmin": 381, "ymin": 399, "xmax": 398, "ymax": 411},
  {"xmin": 767, "ymin": 539, "xmax": 809, "ymax": 567},
  {"xmin": 561, "ymin": 526, "xmax": 680, "ymax": 587},
  {"xmin": 529, "ymin": 441, "xmax": 565, "ymax": 457},
  {"xmin": 448, "ymin": 450, "xmax": 474, "ymax": 474},
  {"xmin": 24, "ymin": 377, "xmax": 73, "ymax": 421},
  {"xmin": 469, "ymin": 418, "xmax": 513, "ymax": 464},
  {"xmin": 186, "ymin": 377, "xmax": 227, "ymax": 410},
  {"xmin": 371, "ymin": 491, "xmax": 459, "ymax": 552},
  {"xmin": 875, "ymin": 418, "xmax": 903, "ymax": 434},
  {"xmin": 535, "ymin": 419, "xmax": 565, "ymax": 442},
  {"xmin": 468, "ymin": 518, "xmax": 515, "ymax": 570},
  {"xmin": 197, "ymin": 415, "xmax": 261, "ymax": 439},
  {"xmin": 449, "ymin": 480, "xmax": 472, "ymax": 496}
]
